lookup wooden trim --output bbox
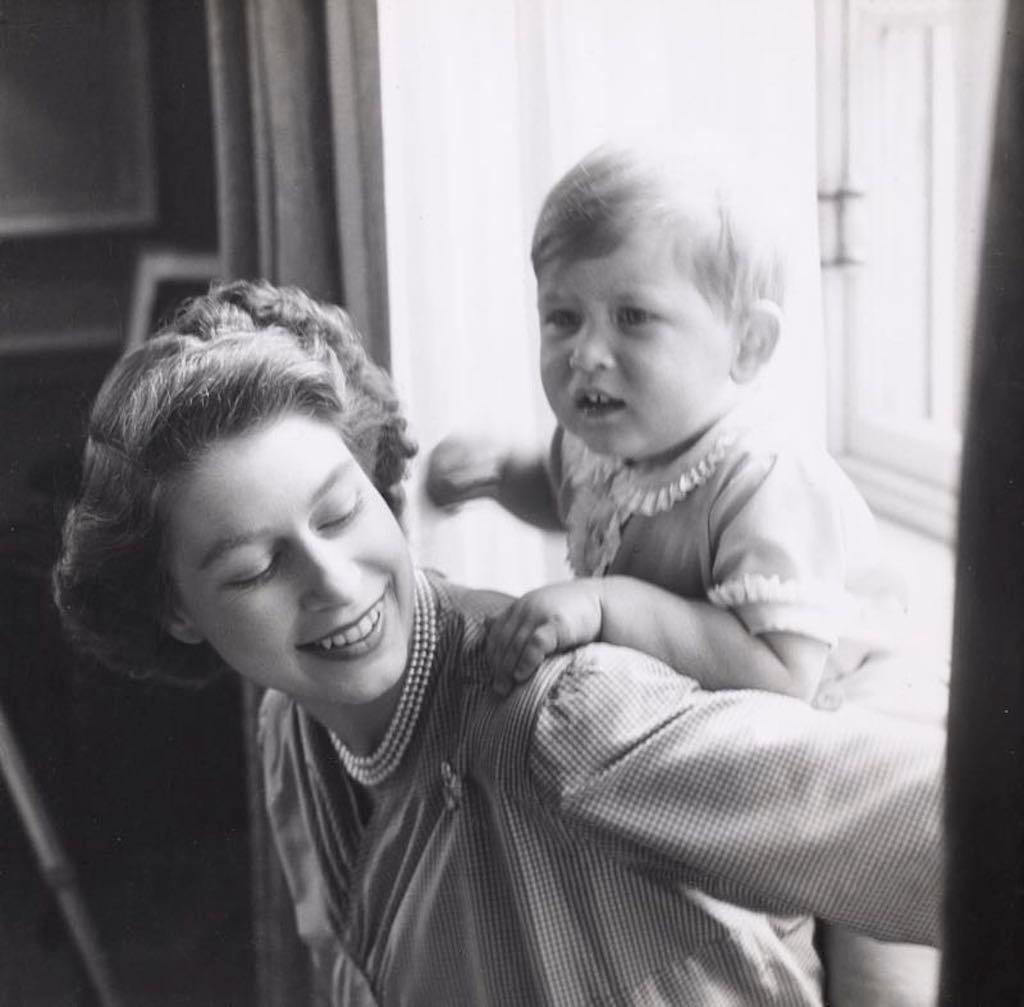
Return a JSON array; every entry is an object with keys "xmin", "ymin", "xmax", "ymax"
[
  {"xmin": 0, "ymin": 328, "xmax": 122, "ymax": 358},
  {"xmin": 125, "ymin": 246, "xmax": 222, "ymax": 350}
]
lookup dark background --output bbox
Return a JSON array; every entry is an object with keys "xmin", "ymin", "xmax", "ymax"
[{"xmin": 0, "ymin": 2, "xmax": 255, "ymax": 1003}]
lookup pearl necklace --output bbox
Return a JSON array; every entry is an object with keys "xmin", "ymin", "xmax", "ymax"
[{"xmin": 329, "ymin": 569, "xmax": 437, "ymax": 786}]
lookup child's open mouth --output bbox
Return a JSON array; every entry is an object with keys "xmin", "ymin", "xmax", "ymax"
[{"xmin": 575, "ymin": 389, "xmax": 625, "ymax": 418}]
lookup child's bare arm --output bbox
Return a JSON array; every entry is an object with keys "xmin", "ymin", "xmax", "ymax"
[
  {"xmin": 597, "ymin": 576, "xmax": 827, "ymax": 700},
  {"xmin": 489, "ymin": 576, "xmax": 826, "ymax": 700},
  {"xmin": 425, "ymin": 435, "xmax": 563, "ymax": 531}
]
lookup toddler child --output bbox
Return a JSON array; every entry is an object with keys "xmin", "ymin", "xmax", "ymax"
[{"xmin": 426, "ymin": 144, "xmax": 945, "ymax": 1006}]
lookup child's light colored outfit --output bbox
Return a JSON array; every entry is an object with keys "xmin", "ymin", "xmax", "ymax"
[{"xmin": 551, "ymin": 395, "xmax": 947, "ymax": 723}]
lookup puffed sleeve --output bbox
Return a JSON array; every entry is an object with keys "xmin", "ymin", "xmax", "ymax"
[
  {"xmin": 706, "ymin": 447, "xmax": 860, "ymax": 645},
  {"xmin": 526, "ymin": 644, "xmax": 943, "ymax": 946}
]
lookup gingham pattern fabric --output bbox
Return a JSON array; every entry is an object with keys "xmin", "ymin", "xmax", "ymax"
[{"xmin": 259, "ymin": 571, "xmax": 943, "ymax": 1006}]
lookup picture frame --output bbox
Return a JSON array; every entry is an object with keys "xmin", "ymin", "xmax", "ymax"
[{"xmin": 0, "ymin": 0, "xmax": 156, "ymax": 237}]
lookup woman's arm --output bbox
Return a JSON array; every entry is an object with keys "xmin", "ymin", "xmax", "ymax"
[{"xmin": 518, "ymin": 644, "xmax": 943, "ymax": 946}]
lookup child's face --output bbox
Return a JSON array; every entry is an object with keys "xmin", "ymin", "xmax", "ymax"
[
  {"xmin": 538, "ymin": 224, "xmax": 741, "ymax": 463},
  {"xmin": 161, "ymin": 413, "xmax": 416, "ymax": 714}
]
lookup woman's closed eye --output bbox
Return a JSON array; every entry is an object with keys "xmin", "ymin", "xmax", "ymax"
[
  {"xmin": 225, "ymin": 553, "xmax": 280, "ymax": 590},
  {"xmin": 219, "ymin": 495, "xmax": 362, "ymax": 591},
  {"xmin": 316, "ymin": 494, "xmax": 363, "ymax": 534}
]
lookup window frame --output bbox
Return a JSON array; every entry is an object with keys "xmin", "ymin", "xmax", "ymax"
[{"xmin": 816, "ymin": 0, "xmax": 1002, "ymax": 543}]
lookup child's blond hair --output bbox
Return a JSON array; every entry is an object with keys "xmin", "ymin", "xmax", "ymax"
[{"xmin": 531, "ymin": 143, "xmax": 786, "ymax": 322}]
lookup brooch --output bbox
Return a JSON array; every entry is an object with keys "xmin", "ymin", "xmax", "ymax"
[{"xmin": 440, "ymin": 761, "xmax": 463, "ymax": 811}]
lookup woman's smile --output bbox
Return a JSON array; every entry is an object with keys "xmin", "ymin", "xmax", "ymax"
[{"xmin": 301, "ymin": 589, "xmax": 388, "ymax": 659}]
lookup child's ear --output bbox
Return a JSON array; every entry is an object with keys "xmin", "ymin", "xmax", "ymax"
[
  {"xmin": 731, "ymin": 299, "xmax": 782, "ymax": 384},
  {"xmin": 164, "ymin": 597, "xmax": 204, "ymax": 645}
]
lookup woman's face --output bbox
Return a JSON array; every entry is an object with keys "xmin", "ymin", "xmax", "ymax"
[{"xmin": 162, "ymin": 413, "xmax": 415, "ymax": 717}]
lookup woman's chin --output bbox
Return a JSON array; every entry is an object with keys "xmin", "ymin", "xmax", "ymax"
[{"xmin": 319, "ymin": 609, "xmax": 407, "ymax": 706}]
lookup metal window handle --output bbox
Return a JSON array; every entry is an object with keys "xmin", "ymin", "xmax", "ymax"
[{"xmin": 819, "ymin": 185, "xmax": 867, "ymax": 267}]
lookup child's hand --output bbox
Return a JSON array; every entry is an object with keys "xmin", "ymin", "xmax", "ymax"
[
  {"xmin": 488, "ymin": 580, "xmax": 603, "ymax": 694},
  {"xmin": 425, "ymin": 435, "xmax": 507, "ymax": 510}
]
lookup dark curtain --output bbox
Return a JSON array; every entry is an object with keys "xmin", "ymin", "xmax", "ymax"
[
  {"xmin": 942, "ymin": 5, "xmax": 1024, "ymax": 1002},
  {"xmin": 203, "ymin": 2, "xmax": 390, "ymax": 1003},
  {"xmin": 205, "ymin": 0, "xmax": 390, "ymax": 364}
]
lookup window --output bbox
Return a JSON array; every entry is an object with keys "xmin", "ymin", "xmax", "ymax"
[{"xmin": 817, "ymin": 0, "xmax": 1004, "ymax": 540}]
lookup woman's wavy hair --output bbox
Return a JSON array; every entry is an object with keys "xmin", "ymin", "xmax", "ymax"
[{"xmin": 52, "ymin": 280, "xmax": 417, "ymax": 687}]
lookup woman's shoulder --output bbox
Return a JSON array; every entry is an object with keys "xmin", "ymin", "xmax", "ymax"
[
  {"xmin": 258, "ymin": 687, "xmax": 293, "ymax": 740},
  {"xmin": 472, "ymin": 643, "xmax": 695, "ymax": 783},
  {"xmin": 426, "ymin": 567, "xmax": 509, "ymax": 660},
  {"xmin": 257, "ymin": 689, "xmax": 308, "ymax": 787},
  {"xmin": 426, "ymin": 567, "xmax": 511, "ymax": 622}
]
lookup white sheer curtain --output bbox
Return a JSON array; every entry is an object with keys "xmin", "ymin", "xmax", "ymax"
[{"xmin": 378, "ymin": 0, "xmax": 823, "ymax": 594}]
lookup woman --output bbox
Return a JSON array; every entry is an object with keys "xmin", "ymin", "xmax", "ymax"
[{"xmin": 54, "ymin": 281, "xmax": 942, "ymax": 1005}]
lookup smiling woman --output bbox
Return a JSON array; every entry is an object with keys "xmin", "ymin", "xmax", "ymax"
[
  {"xmin": 52, "ymin": 280, "xmax": 945, "ymax": 1005},
  {"xmin": 163, "ymin": 415, "xmax": 416, "ymax": 750},
  {"xmin": 53, "ymin": 283, "xmax": 417, "ymax": 689}
]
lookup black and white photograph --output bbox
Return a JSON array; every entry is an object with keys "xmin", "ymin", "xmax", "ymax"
[{"xmin": 0, "ymin": 1, "xmax": 1017, "ymax": 1004}]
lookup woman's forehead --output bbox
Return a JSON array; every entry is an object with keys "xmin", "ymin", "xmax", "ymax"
[{"xmin": 163, "ymin": 416, "xmax": 362, "ymax": 548}]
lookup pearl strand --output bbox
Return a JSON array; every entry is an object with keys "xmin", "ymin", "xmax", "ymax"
[{"xmin": 329, "ymin": 570, "xmax": 437, "ymax": 786}]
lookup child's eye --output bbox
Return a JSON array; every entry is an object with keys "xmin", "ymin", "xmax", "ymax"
[
  {"xmin": 617, "ymin": 306, "xmax": 654, "ymax": 327},
  {"xmin": 542, "ymin": 308, "xmax": 581, "ymax": 333}
]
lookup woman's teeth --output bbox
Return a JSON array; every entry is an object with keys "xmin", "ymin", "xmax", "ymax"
[{"xmin": 315, "ymin": 604, "xmax": 382, "ymax": 651}]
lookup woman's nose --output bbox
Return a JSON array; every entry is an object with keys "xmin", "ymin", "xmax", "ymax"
[
  {"xmin": 569, "ymin": 321, "xmax": 613, "ymax": 373},
  {"xmin": 299, "ymin": 540, "xmax": 361, "ymax": 609}
]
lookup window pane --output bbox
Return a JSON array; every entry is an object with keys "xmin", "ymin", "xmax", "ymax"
[
  {"xmin": 843, "ymin": 0, "xmax": 1001, "ymax": 483},
  {"xmin": 861, "ymin": 21, "xmax": 933, "ymax": 423}
]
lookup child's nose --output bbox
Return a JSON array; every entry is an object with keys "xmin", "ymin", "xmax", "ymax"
[{"xmin": 569, "ymin": 321, "xmax": 613, "ymax": 372}]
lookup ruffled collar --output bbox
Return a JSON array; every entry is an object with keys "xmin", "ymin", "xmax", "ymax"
[{"xmin": 561, "ymin": 399, "xmax": 760, "ymax": 575}]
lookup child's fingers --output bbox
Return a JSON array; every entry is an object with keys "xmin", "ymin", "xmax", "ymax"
[
  {"xmin": 499, "ymin": 614, "xmax": 539, "ymax": 678},
  {"xmin": 512, "ymin": 623, "xmax": 558, "ymax": 682},
  {"xmin": 425, "ymin": 437, "xmax": 502, "ymax": 508},
  {"xmin": 508, "ymin": 614, "xmax": 553, "ymax": 674},
  {"xmin": 485, "ymin": 606, "xmax": 526, "ymax": 679},
  {"xmin": 424, "ymin": 443, "xmax": 470, "ymax": 506},
  {"xmin": 487, "ymin": 604, "xmax": 550, "ymax": 691},
  {"xmin": 424, "ymin": 460, "xmax": 469, "ymax": 508}
]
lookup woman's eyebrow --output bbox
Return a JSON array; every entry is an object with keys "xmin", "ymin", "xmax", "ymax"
[
  {"xmin": 198, "ymin": 530, "xmax": 266, "ymax": 572},
  {"xmin": 197, "ymin": 461, "xmax": 354, "ymax": 571}
]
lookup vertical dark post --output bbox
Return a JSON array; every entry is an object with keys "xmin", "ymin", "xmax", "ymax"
[
  {"xmin": 0, "ymin": 700, "xmax": 124, "ymax": 1007},
  {"xmin": 942, "ymin": 7, "xmax": 1024, "ymax": 1000}
]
